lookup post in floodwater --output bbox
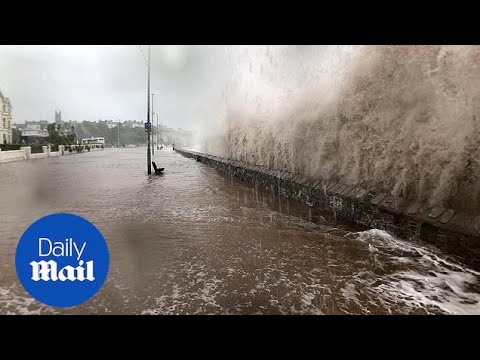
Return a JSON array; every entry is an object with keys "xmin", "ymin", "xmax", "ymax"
[
  {"xmin": 146, "ymin": 45, "xmax": 151, "ymax": 175},
  {"xmin": 151, "ymin": 93, "xmax": 155, "ymax": 156}
]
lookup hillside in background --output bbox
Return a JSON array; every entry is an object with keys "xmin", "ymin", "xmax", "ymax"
[
  {"xmin": 73, "ymin": 121, "xmax": 194, "ymax": 147},
  {"xmin": 14, "ymin": 120, "xmax": 194, "ymax": 148}
]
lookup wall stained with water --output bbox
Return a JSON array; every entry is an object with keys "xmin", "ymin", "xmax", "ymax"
[{"xmin": 177, "ymin": 148, "xmax": 480, "ymax": 270}]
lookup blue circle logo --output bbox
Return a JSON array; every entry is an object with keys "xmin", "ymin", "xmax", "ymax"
[{"xmin": 15, "ymin": 213, "xmax": 109, "ymax": 308}]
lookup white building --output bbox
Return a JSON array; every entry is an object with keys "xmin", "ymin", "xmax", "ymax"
[
  {"xmin": 107, "ymin": 121, "xmax": 118, "ymax": 129},
  {"xmin": 0, "ymin": 90, "xmax": 12, "ymax": 144},
  {"xmin": 20, "ymin": 129, "xmax": 49, "ymax": 144}
]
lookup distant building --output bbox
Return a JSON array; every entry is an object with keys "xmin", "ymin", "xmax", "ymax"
[
  {"xmin": 55, "ymin": 110, "xmax": 62, "ymax": 125},
  {"xmin": 132, "ymin": 121, "xmax": 143, "ymax": 129},
  {"xmin": 123, "ymin": 120, "xmax": 143, "ymax": 129},
  {"xmin": 16, "ymin": 120, "xmax": 49, "ymax": 144},
  {"xmin": 16, "ymin": 120, "xmax": 49, "ymax": 132},
  {"xmin": 25, "ymin": 123, "xmax": 41, "ymax": 130},
  {"xmin": 107, "ymin": 120, "xmax": 118, "ymax": 129},
  {"xmin": 20, "ymin": 129, "xmax": 49, "ymax": 144},
  {"xmin": 0, "ymin": 90, "xmax": 13, "ymax": 144}
]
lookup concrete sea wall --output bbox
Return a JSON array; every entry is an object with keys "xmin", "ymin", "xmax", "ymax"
[{"xmin": 177, "ymin": 148, "xmax": 480, "ymax": 270}]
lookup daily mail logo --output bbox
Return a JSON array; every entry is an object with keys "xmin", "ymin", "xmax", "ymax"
[
  {"xmin": 30, "ymin": 238, "xmax": 94, "ymax": 282},
  {"xmin": 16, "ymin": 213, "xmax": 109, "ymax": 308}
]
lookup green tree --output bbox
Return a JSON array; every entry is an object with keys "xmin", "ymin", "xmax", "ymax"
[
  {"xmin": 12, "ymin": 128, "xmax": 21, "ymax": 143},
  {"xmin": 47, "ymin": 123, "xmax": 72, "ymax": 145}
]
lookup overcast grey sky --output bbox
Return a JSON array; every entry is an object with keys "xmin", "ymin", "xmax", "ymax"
[
  {"xmin": 0, "ymin": 45, "xmax": 230, "ymax": 131},
  {"xmin": 0, "ymin": 45, "xmax": 335, "ymax": 134}
]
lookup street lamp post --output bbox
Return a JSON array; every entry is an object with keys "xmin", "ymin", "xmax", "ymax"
[
  {"xmin": 156, "ymin": 113, "xmax": 159, "ymax": 150},
  {"xmin": 151, "ymin": 93, "xmax": 155, "ymax": 156},
  {"xmin": 146, "ymin": 45, "xmax": 152, "ymax": 175}
]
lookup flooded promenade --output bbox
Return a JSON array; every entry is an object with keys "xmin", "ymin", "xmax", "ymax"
[{"xmin": 1, "ymin": 148, "xmax": 479, "ymax": 314}]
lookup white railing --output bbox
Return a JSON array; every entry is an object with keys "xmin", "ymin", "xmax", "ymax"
[
  {"xmin": 0, "ymin": 149, "xmax": 25, "ymax": 163},
  {"xmin": 0, "ymin": 144, "xmax": 104, "ymax": 164}
]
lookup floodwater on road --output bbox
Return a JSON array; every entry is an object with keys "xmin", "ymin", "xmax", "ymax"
[{"xmin": 1, "ymin": 148, "xmax": 480, "ymax": 314}]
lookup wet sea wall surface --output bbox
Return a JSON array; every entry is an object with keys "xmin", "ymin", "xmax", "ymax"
[{"xmin": 177, "ymin": 148, "xmax": 480, "ymax": 271}]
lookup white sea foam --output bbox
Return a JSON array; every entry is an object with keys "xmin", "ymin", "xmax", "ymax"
[
  {"xmin": 0, "ymin": 286, "xmax": 56, "ymax": 315},
  {"xmin": 343, "ymin": 229, "xmax": 480, "ymax": 314}
]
